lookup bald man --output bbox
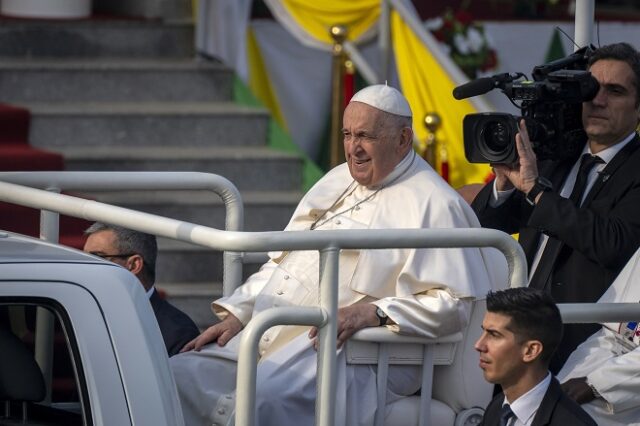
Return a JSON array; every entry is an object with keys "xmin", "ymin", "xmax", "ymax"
[{"xmin": 171, "ymin": 85, "xmax": 506, "ymax": 425}]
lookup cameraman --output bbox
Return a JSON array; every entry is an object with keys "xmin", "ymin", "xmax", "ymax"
[{"xmin": 471, "ymin": 42, "xmax": 640, "ymax": 373}]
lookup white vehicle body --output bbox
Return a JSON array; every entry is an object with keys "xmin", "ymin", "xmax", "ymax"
[{"xmin": 0, "ymin": 231, "xmax": 184, "ymax": 426}]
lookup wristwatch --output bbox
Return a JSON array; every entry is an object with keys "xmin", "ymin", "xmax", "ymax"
[
  {"xmin": 525, "ymin": 176, "xmax": 553, "ymax": 206},
  {"xmin": 588, "ymin": 382, "xmax": 602, "ymax": 399},
  {"xmin": 375, "ymin": 306, "xmax": 389, "ymax": 326}
]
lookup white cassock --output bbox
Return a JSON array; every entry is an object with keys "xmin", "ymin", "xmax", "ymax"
[
  {"xmin": 171, "ymin": 151, "xmax": 507, "ymax": 425},
  {"xmin": 557, "ymin": 248, "xmax": 640, "ymax": 426}
]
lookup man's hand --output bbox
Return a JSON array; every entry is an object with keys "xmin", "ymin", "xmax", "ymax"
[
  {"xmin": 180, "ymin": 314, "xmax": 243, "ymax": 353},
  {"xmin": 308, "ymin": 304, "xmax": 380, "ymax": 349},
  {"xmin": 561, "ymin": 377, "xmax": 596, "ymax": 404},
  {"xmin": 492, "ymin": 119, "xmax": 539, "ymax": 194}
]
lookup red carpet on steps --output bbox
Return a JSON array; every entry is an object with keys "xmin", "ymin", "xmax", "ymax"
[{"xmin": 0, "ymin": 103, "xmax": 89, "ymax": 248}]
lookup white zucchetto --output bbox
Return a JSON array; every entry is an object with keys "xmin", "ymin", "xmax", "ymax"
[{"xmin": 349, "ymin": 84, "xmax": 412, "ymax": 118}]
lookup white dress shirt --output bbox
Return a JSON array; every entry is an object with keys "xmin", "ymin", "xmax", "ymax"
[
  {"xmin": 489, "ymin": 131, "xmax": 636, "ymax": 280},
  {"xmin": 504, "ymin": 372, "xmax": 552, "ymax": 426}
]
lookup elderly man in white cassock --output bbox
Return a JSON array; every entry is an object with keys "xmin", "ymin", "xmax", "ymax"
[
  {"xmin": 170, "ymin": 84, "xmax": 505, "ymax": 425},
  {"xmin": 557, "ymin": 247, "xmax": 640, "ymax": 426}
]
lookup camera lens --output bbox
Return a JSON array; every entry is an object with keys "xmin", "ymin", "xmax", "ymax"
[
  {"xmin": 463, "ymin": 112, "xmax": 518, "ymax": 163},
  {"xmin": 481, "ymin": 120, "xmax": 511, "ymax": 153}
]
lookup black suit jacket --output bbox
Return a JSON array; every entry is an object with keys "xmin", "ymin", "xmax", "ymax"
[
  {"xmin": 480, "ymin": 378, "xmax": 596, "ymax": 426},
  {"xmin": 472, "ymin": 135, "xmax": 640, "ymax": 370},
  {"xmin": 149, "ymin": 289, "xmax": 200, "ymax": 357}
]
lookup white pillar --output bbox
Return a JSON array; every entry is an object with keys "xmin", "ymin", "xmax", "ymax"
[{"xmin": 574, "ymin": 0, "xmax": 595, "ymax": 50}]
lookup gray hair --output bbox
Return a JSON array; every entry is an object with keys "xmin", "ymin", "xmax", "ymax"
[
  {"xmin": 381, "ymin": 112, "xmax": 412, "ymax": 133},
  {"xmin": 85, "ymin": 222, "xmax": 157, "ymax": 285},
  {"xmin": 379, "ymin": 112, "xmax": 413, "ymax": 155}
]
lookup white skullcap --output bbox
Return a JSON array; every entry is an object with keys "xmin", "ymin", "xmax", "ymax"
[{"xmin": 350, "ymin": 84, "xmax": 412, "ymax": 118}]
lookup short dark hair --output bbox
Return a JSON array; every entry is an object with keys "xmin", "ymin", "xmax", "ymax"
[
  {"xmin": 589, "ymin": 42, "xmax": 640, "ymax": 107},
  {"xmin": 85, "ymin": 222, "xmax": 157, "ymax": 285},
  {"xmin": 486, "ymin": 287, "xmax": 562, "ymax": 365}
]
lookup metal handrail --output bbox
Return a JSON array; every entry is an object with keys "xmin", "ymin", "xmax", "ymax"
[
  {"xmin": 0, "ymin": 171, "xmax": 244, "ymax": 297},
  {"xmin": 1, "ymin": 180, "xmax": 636, "ymax": 425},
  {"xmin": 0, "ymin": 181, "xmax": 527, "ymax": 426}
]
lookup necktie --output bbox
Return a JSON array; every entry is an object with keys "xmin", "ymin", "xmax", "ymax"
[
  {"xmin": 529, "ymin": 154, "xmax": 603, "ymax": 290},
  {"xmin": 499, "ymin": 403, "xmax": 514, "ymax": 426},
  {"xmin": 569, "ymin": 154, "xmax": 604, "ymax": 206}
]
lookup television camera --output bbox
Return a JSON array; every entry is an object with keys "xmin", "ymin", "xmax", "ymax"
[{"xmin": 454, "ymin": 46, "xmax": 599, "ymax": 164}]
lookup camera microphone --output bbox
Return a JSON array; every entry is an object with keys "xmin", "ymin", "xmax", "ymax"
[
  {"xmin": 453, "ymin": 73, "xmax": 521, "ymax": 100},
  {"xmin": 453, "ymin": 77, "xmax": 497, "ymax": 100}
]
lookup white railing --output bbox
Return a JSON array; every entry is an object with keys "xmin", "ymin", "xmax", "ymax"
[
  {"xmin": 0, "ymin": 171, "xmax": 244, "ymax": 296},
  {"xmin": 0, "ymin": 174, "xmax": 636, "ymax": 426},
  {"xmin": 0, "ymin": 179, "xmax": 526, "ymax": 426}
]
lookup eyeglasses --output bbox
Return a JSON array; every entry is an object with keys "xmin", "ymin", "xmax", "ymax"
[{"xmin": 90, "ymin": 252, "xmax": 136, "ymax": 261}]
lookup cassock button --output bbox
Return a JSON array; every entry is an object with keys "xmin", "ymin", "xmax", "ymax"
[
  {"xmin": 355, "ymin": 206, "xmax": 361, "ymax": 211},
  {"xmin": 276, "ymin": 290, "xmax": 284, "ymax": 295},
  {"xmin": 217, "ymin": 408, "xmax": 225, "ymax": 415},
  {"xmin": 263, "ymin": 336, "xmax": 270, "ymax": 342},
  {"xmin": 284, "ymin": 275, "xmax": 290, "ymax": 280},
  {"xmin": 335, "ymin": 219, "xmax": 341, "ymax": 225},
  {"xmin": 555, "ymin": 282, "xmax": 563, "ymax": 286}
]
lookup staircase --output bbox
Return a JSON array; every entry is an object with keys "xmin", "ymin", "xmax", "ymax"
[{"xmin": 0, "ymin": 16, "xmax": 304, "ymax": 329}]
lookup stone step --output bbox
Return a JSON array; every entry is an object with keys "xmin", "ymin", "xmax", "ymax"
[
  {"xmin": 19, "ymin": 102, "xmax": 268, "ymax": 149},
  {"xmin": 89, "ymin": 189, "xmax": 302, "ymax": 231},
  {"xmin": 0, "ymin": 18, "xmax": 194, "ymax": 58},
  {"xmin": 155, "ymin": 237, "xmax": 265, "ymax": 284},
  {"xmin": 156, "ymin": 282, "xmax": 222, "ymax": 330},
  {"xmin": 61, "ymin": 148, "xmax": 304, "ymax": 191},
  {"xmin": 0, "ymin": 59, "xmax": 232, "ymax": 102},
  {"xmin": 93, "ymin": 0, "xmax": 192, "ymax": 21}
]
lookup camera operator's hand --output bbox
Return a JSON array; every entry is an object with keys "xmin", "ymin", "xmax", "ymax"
[{"xmin": 492, "ymin": 119, "xmax": 539, "ymax": 194}]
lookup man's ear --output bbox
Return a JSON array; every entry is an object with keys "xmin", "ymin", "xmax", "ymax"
[
  {"xmin": 126, "ymin": 254, "xmax": 145, "ymax": 276},
  {"xmin": 521, "ymin": 340, "xmax": 543, "ymax": 364},
  {"xmin": 399, "ymin": 126, "xmax": 413, "ymax": 150}
]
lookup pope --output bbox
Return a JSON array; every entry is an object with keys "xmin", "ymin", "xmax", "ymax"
[{"xmin": 170, "ymin": 84, "xmax": 507, "ymax": 426}]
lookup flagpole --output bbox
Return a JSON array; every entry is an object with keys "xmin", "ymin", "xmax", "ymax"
[
  {"xmin": 574, "ymin": 0, "xmax": 595, "ymax": 49},
  {"xmin": 379, "ymin": 0, "xmax": 391, "ymax": 82},
  {"xmin": 330, "ymin": 25, "xmax": 348, "ymax": 168}
]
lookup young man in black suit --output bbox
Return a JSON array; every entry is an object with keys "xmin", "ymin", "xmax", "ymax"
[
  {"xmin": 472, "ymin": 42, "xmax": 640, "ymax": 372},
  {"xmin": 83, "ymin": 222, "xmax": 200, "ymax": 356},
  {"xmin": 476, "ymin": 288, "xmax": 595, "ymax": 426}
]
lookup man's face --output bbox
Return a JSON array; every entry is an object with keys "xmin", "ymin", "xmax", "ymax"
[
  {"xmin": 474, "ymin": 312, "xmax": 527, "ymax": 388},
  {"xmin": 342, "ymin": 102, "xmax": 409, "ymax": 187},
  {"xmin": 84, "ymin": 229, "xmax": 119, "ymax": 259},
  {"xmin": 84, "ymin": 230, "xmax": 131, "ymax": 269},
  {"xmin": 582, "ymin": 59, "xmax": 640, "ymax": 148}
]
